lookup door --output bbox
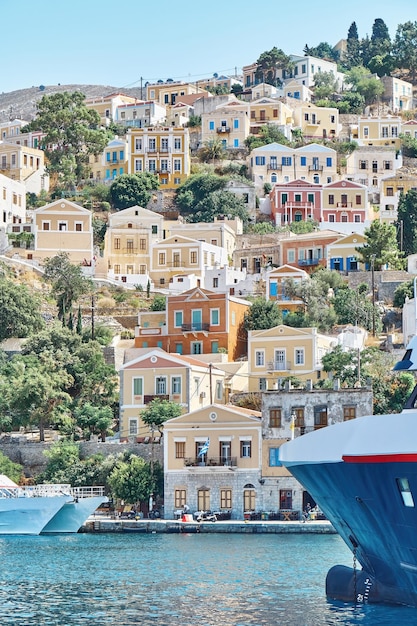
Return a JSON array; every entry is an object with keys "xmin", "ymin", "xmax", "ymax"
[{"xmin": 191, "ymin": 309, "xmax": 202, "ymax": 331}]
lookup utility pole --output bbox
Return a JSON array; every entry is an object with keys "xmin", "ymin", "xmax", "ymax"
[
  {"xmin": 209, "ymin": 363, "xmax": 213, "ymax": 404},
  {"xmin": 371, "ymin": 254, "xmax": 376, "ymax": 337},
  {"xmin": 91, "ymin": 294, "xmax": 95, "ymax": 341}
]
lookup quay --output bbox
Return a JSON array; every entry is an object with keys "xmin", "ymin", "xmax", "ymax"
[{"xmin": 81, "ymin": 517, "xmax": 336, "ymax": 534}]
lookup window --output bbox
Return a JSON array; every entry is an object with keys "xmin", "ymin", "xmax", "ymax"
[
  {"xmin": 171, "ymin": 376, "xmax": 181, "ymax": 394},
  {"xmin": 220, "ymin": 489, "xmax": 232, "ymax": 509},
  {"xmin": 191, "ymin": 342, "xmax": 202, "ymax": 355},
  {"xmin": 174, "ymin": 138, "xmax": 181, "ymax": 150},
  {"xmin": 198, "ymin": 489, "xmax": 210, "ymax": 511},
  {"xmin": 135, "ymin": 138, "xmax": 142, "ymax": 151},
  {"xmin": 300, "ymin": 156, "xmax": 306, "ymax": 166},
  {"xmin": 175, "ymin": 441, "xmax": 185, "ymax": 459},
  {"xmin": 175, "ymin": 489, "xmax": 186, "ymax": 508},
  {"xmin": 133, "ymin": 378, "xmax": 143, "ymax": 404},
  {"xmin": 174, "ymin": 159, "xmax": 181, "ymax": 172},
  {"xmin": 282, "ymin": 156, "xmax": 292, "ymax": 166},
  {"xmin": 328, "ymin": 194, "xmax": 334, "ymax": 205},
  {"xmin": 151, "ymin": 225, "xmax": 158, "ymax": 235},
  {"xmin": 293, "ymin": 407, "xmax": 305, "ymax": 429},
  {"xmin": 75, "ymin": 222, "xmax": 83, "ymax": 232},
  {"xmin": 397, "ymin": 478, "xmax": 414, "ymax": 507},
  {"xmin": 190, "ymin": 251, "xmax": 197, "ymax": 264},
  {"xmin": 213, "ymin": 277, "xmax": 218, "ymax": 288},
  {"xmin": 158, "ymin": 252, "xmax": 166, "ymax": 265},
  {"xmin": 269, "ymin": 408, "xmax": 282, "ymax": 428},
  {"xmin": 156, "ymin": 376, "xmax": 167, "ymax": 395},
  {"xmin": 42, "ymin": 221, "xmax": 50, "ymax": 231},
  {"xmin": 210, "ymin": 309, "xmax": 220, "ymax": 326},
  {"xmin": 233, "ymin": 119, "xmax": 239, "ymax": 129},
  {"xmin": 255, "ymin": 350, "xmax": 265, "ymax": 366},
  {"xmin": 269, "ymin": 448, "xmax": 280, "ymax": 466},
  {"xmin": 255, "ymin": 156, "xmax": 266, "ymax": 166},
  {"xmin": 209, "ymin": 121, "xmax": 215, "ymax": 130},
  {"xmin": 58, "ymin": 222, "xmax": 67, "ymax": 231},
  {"xmin": 140, "ymin": 238, "xmax": 146, "ymax": 251},
  {"xmin": 173, "ymin": 252, "xmax": 180, "ymax": 267},
  {"xmin": 355, "ymin": 194, "xmax": 361, "ymax": 205},
  {"xmin": 259, "ymin": 377, "xmax": 267, "ymax": 391},
  {"xmin": 280, "ymin": 490, "xmax": 292, "ymax": 509},
  {"xmin": 314, "ymin": 406, "xmax": 327, "ymax": 429},
  {"xmin": 386, "ymin": 187, "xmax": 394, "ymax": 197},
  {"xmin": 343, "ymin": 406, "xmax": 356, "ymax": 421},
  {"xmin": 326, "ymin": 157, "xmax": 332, "ymax": 167},
  {"xmin": 244, "ymin": 488, "xmax": 256, "ymax": 512},
  {"xmin": 295, "ymin": 349, "xmax": 304, "ymax": 365},
  {"xmin": 240, "ymin": 440, "xmax": 252, "ymax": 458},
  {"xmin": 288, "ymin": 249, "xmax": 295, "ymax": 263},
  {"xmin": 174, "ymin": 311, "xmax": 183, "ymax": 327},
  {"xmin": 129, "ymin": 419, "xmax": 138, "ymax": 435}
]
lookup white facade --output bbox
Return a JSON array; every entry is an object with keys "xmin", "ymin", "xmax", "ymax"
[
  {"xmin": 0, "ymin": 173, "xmax": 26, "ymax": 251},
  {"xmin": 115, "ymin": 101, "xmax": 167, "ymax": 128}
]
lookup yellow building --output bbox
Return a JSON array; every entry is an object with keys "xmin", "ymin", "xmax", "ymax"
[
  {"xmin": 163, "ymin": 403, "xmax": 262, "ymax": 518},
  {"xmin": 150, "ymin": 235, "xmax": 228, "ymax": 289},
  {"xmin": 327, "ymin": 232, "xmax": 366, "ymax": 272},
  {"xmin": 201, "ymin": 100, "xmax": 250, "ymax": 149},
  {"xmin": 127, "ymin": 126, "xmax": 190, "ymax": 189},
  {"xmin": 119, "ymin": 348, "xmax": 226, "ymax": 440},
  {"xmin": 0, "ymin": 141, "xmax": 48, "ymax": 194},
  {"xmin": 379, "ymin": 170, "xmax": 417, "ymax": 223},
  {"xmin": 357, "ymin": 115, "xmax": 402, "ymax": 149},
  {"xmin": 292, "ymin": 102, "xmax": 341, "ymax": 140},
  {"xmin": 99, "ymin": 205, "xmax": 164, "ymax": 286},
  {"xmin": 85, "ymin": 92, "xmax": 137, "ymax": 126},
  {"xmin": 249, "ymin": 97, "xmax": 293, "ymax": 135},
  {"xmin": 248, "ymin": 324, "xmax": 334, "ymax": 391},
  {"xmin": 32, "ymin": 199, "xmax": 93, "ymax": 266},
  {"xmin": 88, "ymin": 138, "xmax": 128, "ymax": 183},
  {"xmin": 145, "ymin": 81, "xmax": 209, "ymax": 106},
  {"xmin": 265, "ymin": 265, "xmax": 309, "ymax": 315}
]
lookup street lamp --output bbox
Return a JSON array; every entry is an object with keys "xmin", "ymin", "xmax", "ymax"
[{"xmin": 370, "ymin": 254, "xmax": 376, "ymax": 337}]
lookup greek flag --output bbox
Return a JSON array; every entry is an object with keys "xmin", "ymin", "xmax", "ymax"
[{"xmin": 198, "ymin": 437, "xmax": 210, "ymax": 457}]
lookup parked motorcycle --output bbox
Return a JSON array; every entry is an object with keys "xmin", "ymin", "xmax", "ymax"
[{"xmin": 196, "ymin": 510, "xmax": 217, "ymax": 522}]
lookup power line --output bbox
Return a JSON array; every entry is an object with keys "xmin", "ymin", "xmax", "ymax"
[{"xmin": 120, "ymin": 67, "xmax": 242, "ymax": 90}]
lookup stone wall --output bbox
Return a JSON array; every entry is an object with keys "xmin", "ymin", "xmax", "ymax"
[{"xmin": 0, "ymin": 440, "xmax": 163, "ymax": 478}]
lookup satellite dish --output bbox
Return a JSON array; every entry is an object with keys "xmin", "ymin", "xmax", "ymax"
[{"xmin": 213, "ymin": 73, "xmax": 218, "ymax": 78}]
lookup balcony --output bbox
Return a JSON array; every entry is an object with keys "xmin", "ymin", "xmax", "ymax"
[
  {"xmin": 336, "ymin": 202, "xmax": 353, "ymax": 208},
  {"xmin": 267, "ymin": 360, "xmax": 291, "ymax": 371},
  {"xmin": 181, "ymin": 323, "xmax": 210, "ymax": 332},
  {"xmin": 217, "ymin": 127, "xmax": 231, "ymax": 133},
  {"xmin": 184, "ymin": 456, "xmax": 237, "ymax": 468},
  {"xmin": 143, "ymin": 394, "xmax": 169, "ymax": 404},
  {"xmin": 298, "ymin": 258, "xmax": 320, "ymax": 266},
  {"xmin": 267, "ymin": 164, "xmax": 282, "ymax": 171},
  {"xmin": 156, "ymin": 169, "xmax": 171, "ymax": 174},
  {"xmin": 308, "ymin": 165, "xmax": 323, "ymax": 171}
]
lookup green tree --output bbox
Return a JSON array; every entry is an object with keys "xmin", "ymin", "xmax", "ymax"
[
  {"xmin": 73, "ymin": 403, "xmax": 114, "ymax": 442},
  {"xmin": 149, "ymin": 295, "xmax": 166, "ymax": 311},
  {"xmin": 108, "ymin": 455, "xmax": 162, "ymax": 505},
  {"xmin": 393, "ymin": 280, "xmax": 414, "ymax": 308},
  {"xmin": 336, "ymin": 91, "xmax": 365, "ymax": 114},
  {"xmin": 22, "ymin": 91, "xmax": 109, "ymax": 188},
  {"xmin": 345, "ymin": 66, "xmax": 384, "ymax": 105},
  {"xmin": 322, "ymin": 345, "xmax": 360, "ymax": 387},
  {"xmin": 176, "ymin": 173, "xmax": 225, "ymax": 213},
  {"xmin": 313, "ymin": 71, "xmax": 338, "ymax": 100},
  {"xmin": 303, "ymin": 42, "xmax": 339, "ymax": 62},
  {"xmin": 110, "ymin": 173, "xmax": 159, "ymax": 210},
  {"xmin": 0, "ymin": 450, "xmax": 22, "ymax": 483},
  {"xmin": 396, "ymin": 190, "xmax": 417, "ymax": 256},
  {"xmin": 0, "ymin": 279, "xmax": 44, "ymax": 340},
  {"xmin": 400, "ymin": 133, "xmax": 417, "ymax": 158},
  {"xmin": 247, "ymin": 222, "xmax": 276, "ymax": 234},
  {"xmin": 140, "ymin": 398, "xmax": 182, "ymax": 436},
  {"xmin": 333, "ymin": 285, "xmax": 381, "ymax": 333},
  {"xmin": 345, "ymin": 22, "xmax": 361, "ymax": 68},
  {"xmin": 243, "ymin": 298, "xmax": 282, "ymax": 332},
  {"xmin": 289, "ymin": 220, "xmax": 317, "ymax": 234},
  {"xmin": 356, "ymin": 221, "xmax": 403, "ymax": 270},
  {"xmin": 43, "ymin": 252, "xmax": 92, "ymax": 322},
  {"xmin": 255, "ymin": 47, "xmax": 293, "ymax": 86},
  {"xmin": 38, "ymin": 440, "xmax": 81, "ymax": 483},
  {"xmin": 245, "ymin": 125, "xmax": 290, "ymax": 150},
  {"xmin": 190, "ymin": 190, "xmax": 249, "ymax": 224},
  {"xmin": 198, "ymin": 138, "xmax": 226, "ymax": 164},
  {"xmin": 393, "ymin": 21, "xmax": 417, "ymax": 81}
]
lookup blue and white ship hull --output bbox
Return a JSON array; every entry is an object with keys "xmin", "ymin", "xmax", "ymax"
[
  {"xmin": 279, "ymin": 409, "xmax": 417, "ymax": 607},
  {"xmin": 41, "ymin": 493, "xmax": 108, "ymax": 533},
  {"xmin": 0, "ymin": 495, "xmax": 72, "ymax": 535}
]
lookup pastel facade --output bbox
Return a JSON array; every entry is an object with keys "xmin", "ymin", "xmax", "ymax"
[
  {"xmin": 1, "ymin": 174, "xmax": 26, "ymax": 250},
  {"xmin": 357, "ymin": 115, "xmax": 402, "ymax": 149},
  {"xmin": 166, "ymin": 220, "xmax": 237, "ymax": 259},
  {"xmin": 265, "ymin": 265, "xmax": 309, "ymax": 315},
  {"xmin": 88, "ymin": 138, "xmax": 128, "ymax": 183},
  {"xmin": 380, "ymin": 76, "xmax": 413, "ymax": 112},
  {"xmin": 345, "ymin": 146, "xmax": 401, "ymax": 197},
  {"xmin": 243, "ymin": 55, "xmax": 342, "ymax": 90},
  {"xmin": 250, "ymin": 142, "xmax": 337, "ymax": 191},
  {"xmin": 32, "ymin": 200, "xmax": 93, "ymax": 265},
  {"xmin": 150, "ymin": 235, "xmax": 228, "ymax": 289},
  {"xmin": 146, "ymin": 81, "xmax": 209, "ymax": 106},
  {"xmin": 321, "ymin": 179, "xmax": 371, "ymax": 234},
  {"xmin": 85, "ymin": 93, "xmax": 137, "ymax": 125},
  {"xmin": 326, "ymin": 232, "xmax": 365, "ymax": 272},
  {"xmin": 163, "ymin": 404, "xmax": 263, "ymax": 519},
  {"xmin": 292, "ymin": 102, "xmax": 341, "ymax": 140},
  {"xmin": 270, "ymin": 179, "xmax": 322, "ymax": 225},
  {"xmin": 99, "ymin": 205, "xmax": 164, "ymax": 286},
  {"xmin": 115, "ymin": 101, "xmax": 167, "ymax": 129},
  {"xmin": 248, "ymin": 325, "xmax": 334, "ymax": 392},
  {"xmin": 249, "ymin": 98, "xmax": 293, "ymax": 135},
  {"xmin": 201, "ymin": 100, "xmax": 250, "ymax": 149},
  {"xmin": 379, "ymin": 171, "xmax": 417, "ymax": 224},
  {"xmin": 0, "ymin": 141, "xmax": 48, "ymax": 194},
  {"xmin": 127, "ymin": 126, "xmax": 190, "ymax": 189},
  {"xmin": 134, "ymin": 287, "xmax": 251, "ymax": 360},
  {"xmin": 119, "ymin": 349, "xmax": 226, "ymax": 440},
  {"xmin": 279, "ymin": 230, "xmax": 342, "ymax": 270}
]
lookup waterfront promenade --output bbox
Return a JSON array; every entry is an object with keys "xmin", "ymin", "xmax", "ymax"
[{"xmin": 82, "ymin": 516, "xmax": 336, "ymax": 534}]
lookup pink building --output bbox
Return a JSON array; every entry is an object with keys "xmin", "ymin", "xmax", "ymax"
[{"xmin": 270, "ymin": 179, "xmax": 322, "ymax": 226}]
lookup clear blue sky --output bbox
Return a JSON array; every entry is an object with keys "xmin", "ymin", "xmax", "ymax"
[{"xmin": 2, "ymin": 0, "xmax": 415, "ymax": 93}]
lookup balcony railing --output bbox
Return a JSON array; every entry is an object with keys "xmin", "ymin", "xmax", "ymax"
[
  {"xmin": 181, "ymin": 323, "xmax": 210, "ymax": 332},
  {"xmin": 267, "ymin": 164, "xmax": 282, "ymax": 171},
  {"xmin": 143, "ymin": 394, "xmax": 169, "ymax": 404},
  {"xmin": 336, "ymin": 202, "xmax": 353, "ymax": 208},
  {"xmin": 217, "ymin": 127, "xmax": 230, "ymax": 133},
  {"xmin": 267, "ymin": 360, "xmax": 291, "ymax": 371},
  {"xmin": 184, "ymin": 456, "xmax": 237, "ymax": 467},
  {"xmin": 298, "ymin": 258, "xmax": 320, "ymax": 266},
  {"xmin": 308, "ymin": 165, "xmax": 323, "ymax": 171}
]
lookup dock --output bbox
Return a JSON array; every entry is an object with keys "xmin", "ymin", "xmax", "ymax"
[{"xmin": 81, "ymin": 517, "xmax": 336, "ymax": 534}]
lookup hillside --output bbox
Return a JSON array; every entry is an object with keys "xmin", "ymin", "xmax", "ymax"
[{"xmin": 0, "ymin": 84, "xmax": 144, "ymax": 123}]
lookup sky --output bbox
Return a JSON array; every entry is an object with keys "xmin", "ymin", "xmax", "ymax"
[{"xmin": 2, "ymin": 0, "xmax": 416, "ymax": 93}]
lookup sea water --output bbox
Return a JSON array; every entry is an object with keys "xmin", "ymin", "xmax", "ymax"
[{"xmin": 0, "ymin": 533, "xmax": 417, "ymax": 625}]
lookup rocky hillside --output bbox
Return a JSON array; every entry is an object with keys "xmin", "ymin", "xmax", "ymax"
[{"xmin": 0, "ymin": 84, "xmax": 144, "ymax": 123}]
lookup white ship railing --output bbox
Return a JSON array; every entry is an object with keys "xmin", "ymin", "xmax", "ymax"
[
  {"xmin": 0, "ymin": 484, "xmax": 106, "ymax": 499},
  {"xmin": 70, "ymin": 486, "xmax": 106, "ymax": 499}
]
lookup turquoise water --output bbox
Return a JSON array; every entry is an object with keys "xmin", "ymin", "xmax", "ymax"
[{"xmin": 1, "ymin": 533, "xmax": 417, "ymax": 625}]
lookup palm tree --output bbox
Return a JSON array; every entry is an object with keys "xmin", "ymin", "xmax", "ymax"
[{"xmin": 198, "ymin": 138, "xmax": 226, "ymax": 165}]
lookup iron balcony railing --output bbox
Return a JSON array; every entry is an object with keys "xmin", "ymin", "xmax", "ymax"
[
  {"xmin": 181, "ymin": 323, "xmax": 210, "ymax": 332},
  {"xmin": 267, "ymin": 360, "xmax": 291, "ymax": 371},
  {"xmin": 298, "ymin": 258, "xmax": 320, "ymax": 266},
  {"xmin": 267, "ymin": 164, "xmax": 282, "ymax": 171},
  {"xmin": 143, "ymin": 394, "xmax": 169, "ymax": 404},
  {"xmin": 184, "ymin": 456, "xmax": 237, "ymax": 467}
]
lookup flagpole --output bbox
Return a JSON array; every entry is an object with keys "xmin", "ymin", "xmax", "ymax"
[{"xmin": 291, "ymin": 412, "xmax": 295, "ymax": 440}]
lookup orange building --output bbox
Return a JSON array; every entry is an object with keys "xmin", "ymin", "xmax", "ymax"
[{"xmin": 135, "ymin": 287, "xmax": 251, "ymax": 360}]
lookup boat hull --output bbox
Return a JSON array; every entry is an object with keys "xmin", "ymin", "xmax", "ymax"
[
  {"xmin": 0, "ymin": 496, "xmax": 71, "ymax": 535},
  {"xmin": 279, "ymin": 411, "xmax": 417, "ymax": 607},
  {"xmin": 41, "ymin": 496, "xmax": 109, "ymax": 533}
]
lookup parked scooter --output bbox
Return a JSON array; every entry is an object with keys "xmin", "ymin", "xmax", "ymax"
[{"xmin": 196, "ymin": 510, "xmax": 217, "ymax": 522}]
